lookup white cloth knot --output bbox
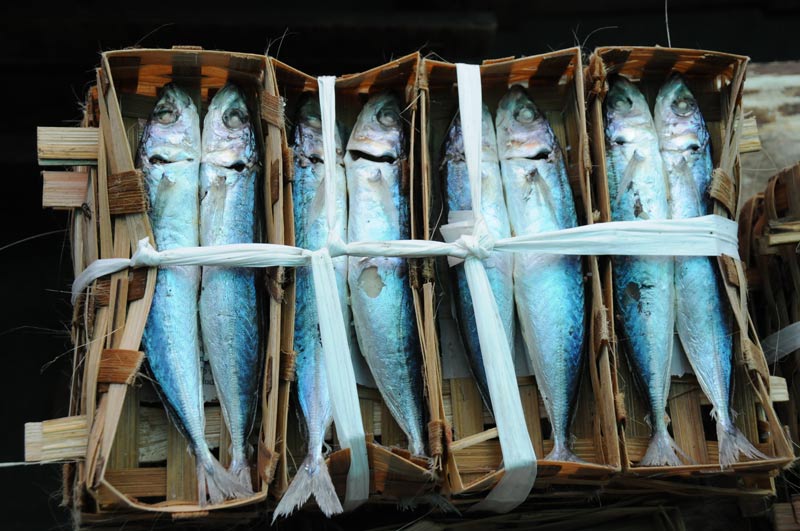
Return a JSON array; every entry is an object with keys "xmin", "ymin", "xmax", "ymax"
[
  {"xmin": 130, "ymin": 238, "xmax": 162, "ymax": 267},
  {"xmin": 326, "ymin": 234, "xmax": 349, "ymax": 258},
  {"xmin": 455, "ymin": 233, "xmax": 492, "ymax": 260}
]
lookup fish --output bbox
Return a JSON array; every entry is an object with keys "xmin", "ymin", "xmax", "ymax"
[
  {"xmin": 495, "ymin": 85, "xmax": 585, "ymax": 462},
  {"xmin": 140, "ymin": 83, "xmax": 249, "ymax": 504},
  {"xmin": 441, "ymin": 107, "xmax": 514, "ymax": 413},
  {"xmin": 345, "ymin": 92, "xmax": 425, "ymax": 456},
  {"xmin": 654, "ymin": 74, "xmax": 767, "ymax": 468},
  {"xmin": 199, "ymin": 83, "xmax": 261, "ymax": 494},
  {"xmin": 604, "ymin": 76, "xmax": 685, "ymax": 466},
  {"xmin": 273, "ymin": 95, "xmax": 348, "ymax": 519}
]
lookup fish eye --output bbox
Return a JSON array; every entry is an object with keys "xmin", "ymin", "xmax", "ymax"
[
  {"xmin": 514, "ymin": 105, "xmax": 536, "ymax": 124},
  {"xmin": 223, "ymin": 107, "xmax": 249, "ymax": 129},
  {"xmin": 671, "ymin": 97, "xmax": 697, "ymax": 117},
  {"xmin": 611, "ymin": 95, "xmax": 633, "ymax": 112},
  {"xmin": 154, "ymin": 105, "xmax": 178, "ymax": 125},
  {"xmin": 377, "ymin": 107, "xmax": 399, "ymax": 127}
]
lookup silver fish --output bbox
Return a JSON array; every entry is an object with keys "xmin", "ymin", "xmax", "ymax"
[
  {"xmin": 140, "ymin": 84, "xmax": 247, "ymax": 504},
  {"xmin": 273, "ymin": 95, "xmax": 348, "ymax": 519},
  {"xmin": 496, "ymin": 86, "xmax": 585, "ymax": 462},
  {"xmin": 605, "ymin": 76, "xmax": 685, "ymax": 466},
  {"xmin": 655, "ymin": 74, "xmax": 766, "ymax": 468},
  {"xmin": 199, "ymin": 83, "xmax": 260, "ymax": 494},
  {"xmin": 345, "ymin": 92, "xmax": 425, "ymax": 455},
  {"xmin": 442, "ymin": 107, "xmax": 514, "ymax": 413}
]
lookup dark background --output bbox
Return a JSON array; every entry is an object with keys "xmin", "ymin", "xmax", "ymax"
[{"xmin": 1, "ymin": 2, "xmax": 798, "ymax": 528}]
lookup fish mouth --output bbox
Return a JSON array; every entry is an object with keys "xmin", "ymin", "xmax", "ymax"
[{"xmin": 347, "ymin": 149, "xmax": 397, "ymax": 164}]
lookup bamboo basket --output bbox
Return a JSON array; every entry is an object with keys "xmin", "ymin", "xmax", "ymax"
[
  {"xmin": 28, "ymin": 47, "xmax": 287, "ymax": 526},
  {"xmin": 418, "ymin": 47, "xmax": 621, "ymax": 500},
  {"xmin": 270, "ymin": 53, "xmax": 438, "ymax": 507},
  {"xmin": 586, "ymin": 46, "xmax": 794, "ymax": 477},
  {"xmin": 740, "ymin": 163, "xmax": 800, "ymax": 447}
]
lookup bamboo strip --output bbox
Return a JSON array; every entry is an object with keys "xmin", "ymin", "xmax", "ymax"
[
  {"xmin": 42, "ymin": 171, "xmax": 88, "ymax": 209},
  {"xmin": 25, "ymin": 415, "xmax": 89, "ymax": 462},
  {"xmin": 739, "ymin": 116, "xmax": 762, "ymax": 154},
  {"xmin": 166, "ymin": 421, "xmax": 197, "ymax": 502},
  {"xmin": 37, "ymin": 126, "xmax": 99, "ymax": 163},
  {"xmin": 97, "ymin": 349, "xmax": 144, "ymax": 385}
]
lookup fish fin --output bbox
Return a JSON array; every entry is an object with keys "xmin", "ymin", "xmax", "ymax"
[
  {"xmin": 197, "ymin": 454, "xmax": 253, "ymax": 505},
  {"xmin": 229, "ymin": 459, "xmax": 254, "ymax": 492},
  {"xmin": 717, "ymin": 422, "xmax": 768, "ymax": 469},
  {"xmin": 639, "ymin": 428, "xmax": 691, "ymax": 467},
  {"xmin": 272, "ymin": 453, "xmax": 342, "ymax": 522},
  {"xmin": 544, "ymin": 442, "xmax": 585, "ymax": 463}
]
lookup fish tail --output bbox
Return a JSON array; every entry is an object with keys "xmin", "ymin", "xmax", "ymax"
[
  {"xmin": 229, "ymin": 457, "xmax": 254, "ymax": 492},
  {"xmin": 196, "ymin": 452, "xmax": 253, "ymax": 506},
  {"xmin": 272, "ymin": 453, "xmax": 342, "ymax": 522},
  {"xmin": 544, "ymin": 440, "xmax": 584, "ymax": 463},
  {"xmin": 717, "ymin": 421, "xmax": 768, "ymax": 469},
  {"xmin": 640, "ymin": 428, "xmax": 689, "ymax": 467}
]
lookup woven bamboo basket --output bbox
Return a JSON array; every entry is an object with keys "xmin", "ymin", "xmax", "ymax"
[
  {"xmin": 270, "ymin": 53, "xmax": 439, "ymax": 508},
  {"xmin": 417, "ymin": 47, "xmax": 621, "ymax": 502},
  {"xmin": 29, "ymin": 46, "xmax": 286, "ymax": 527},
  {"xmin": 586, "ymin": 46, "xmax": 794, "ymax": 478}
]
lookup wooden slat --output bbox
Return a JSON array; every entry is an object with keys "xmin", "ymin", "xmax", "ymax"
[
  {"xmin": 739, "ymin": 116, "xmax": 762, "ymax": 154},
  {"xmin": 107, "ymin": 170, "xmax": 147, "ymax": 215},
  {"xmin": 771, "ymin": 375, "xmax": 790, "ymax": 403},
  {"xmin": 25, "ymin": 415, "xmax": 88, "ymax": 462},
  {"xmin": 97, "ymin": 349, "xmax": 144, "ymax": 385},
  {"xmin": 103, "ymin": 468, "xmax": 167, "ymax": 499},
  {"xmin": 166, "ymin": 421, "xmax": 197, "ymax": 502},
  {"xmin": 37, "ymin": 126, "xmax": 99, "ymax": 164},
  {"xmin": 42, "ymin": 171, "xmax": 88, "ymax": 209}
]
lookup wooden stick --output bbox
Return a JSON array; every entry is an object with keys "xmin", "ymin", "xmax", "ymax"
[
  {"xmin": 42, "ymin": 171, "xmax": 89, "ymax": 209},
  {"xmin": 25, "ymin": 415, "xmax": 89, "ymax": 462},
  {"xmin": 37, "ymin": 126, "xmax": 99, "ymax": 164}
]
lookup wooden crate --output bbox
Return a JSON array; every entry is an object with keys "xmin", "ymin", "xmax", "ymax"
[
  {"xmin": 270, "ymin": 53, "xmax": 438, "ymax": 506},
  {"xmin": 418, "ymin": 48, "xmax": 621, "ymax": 499},
  {"xmin": 27, "ymin": 47, "xmax": 287, "ymax": 525},
  {"xmin": 740, "ymin": 163, "xmax": 800, "ymax": 446},
  {"xmin": 586, "ymin": 46, "xmax": 794, "ymax": 477}
]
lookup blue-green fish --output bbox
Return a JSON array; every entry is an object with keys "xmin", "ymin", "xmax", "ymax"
[
  {"xmin": 345, "ymin": 92, "xmax": 425, "ymax": 456},
  {"xmin": 140, "ymin": 84, "xmax": 248, "ymax": 504},
  {"xmin": 496, "ymin": 86, "xmax": 585, "ymax": 462},
  {"xmin": 273, "ymin": 96, "xmax": 348, "ymax": 519},
  {"xmin": 442, "ymin": 107, "xmax": 514, "ymax": 413},
  {"xmin": 655, "ymin": 74, "xmax": 766, "ymax": 468},
  {"xmin": 605, "ymin": 76, "xmax": 685, "ymax": 466},
  {"xmin": 199, "ymin": 83, "xmax": 260, "ymax": 494}
]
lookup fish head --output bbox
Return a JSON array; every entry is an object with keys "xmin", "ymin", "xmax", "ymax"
[
  {"xmin": 140, "ymin": 83, "xmax": 200, "ymax": 164},
  {"xmin": 604, "ymin": 76, "xmax": 656, "ymax": 150},
  {"xmin": 346, "ymin": 92, "xmax": 405, "ymax": 161},
  {"xmin": 201, "ymin": 83, "xmax": 258, "ymax": 169},
  {"xmin": 495, "ymin": 85, "xmax": 558, "ymax": 162},
  {"xmin": 293, "ymin": 94, "xmax": 344, "ymax": 169},
  {"xmin": 654, "ymin": 73, "xmax": 709, "ymax": 153}
]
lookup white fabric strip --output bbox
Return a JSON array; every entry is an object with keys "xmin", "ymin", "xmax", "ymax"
[
  {"xmin": 456, "ymin": 63, "xmax": 537, "ymax": 514},
  {"xmin": 762, "ymin": 321, "xmax": 800, "ymax": 364},
  {"xmin": 317, "ymin": 76, "xmax": 369, "ymax": 510},
  {"xmin": 72, "ymin": 215, "xmax": 740, "ymax": 305}
]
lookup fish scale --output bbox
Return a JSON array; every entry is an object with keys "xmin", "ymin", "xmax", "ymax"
[
  {"xmin": 604, "ymin": 76, "xmax": 685, "ymax": 467},
  {"xmin": 140, "ymin": 83, "xmax": 249, "ymax": 505},
  {"xmin": 495, "ymin": 86, "xmax": 585, "ymax": 462},
  {"xmin": 199, "ymin": 83, "xmax": 260, "ymax": 493},
  {"xmin": 655, "ymin": 74, "xmax": 767, "ymax": 468}
]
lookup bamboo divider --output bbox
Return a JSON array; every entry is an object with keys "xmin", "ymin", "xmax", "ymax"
[{"xmin": 586, "ymin": 46, "xmax": 794, "ymax": 478}]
